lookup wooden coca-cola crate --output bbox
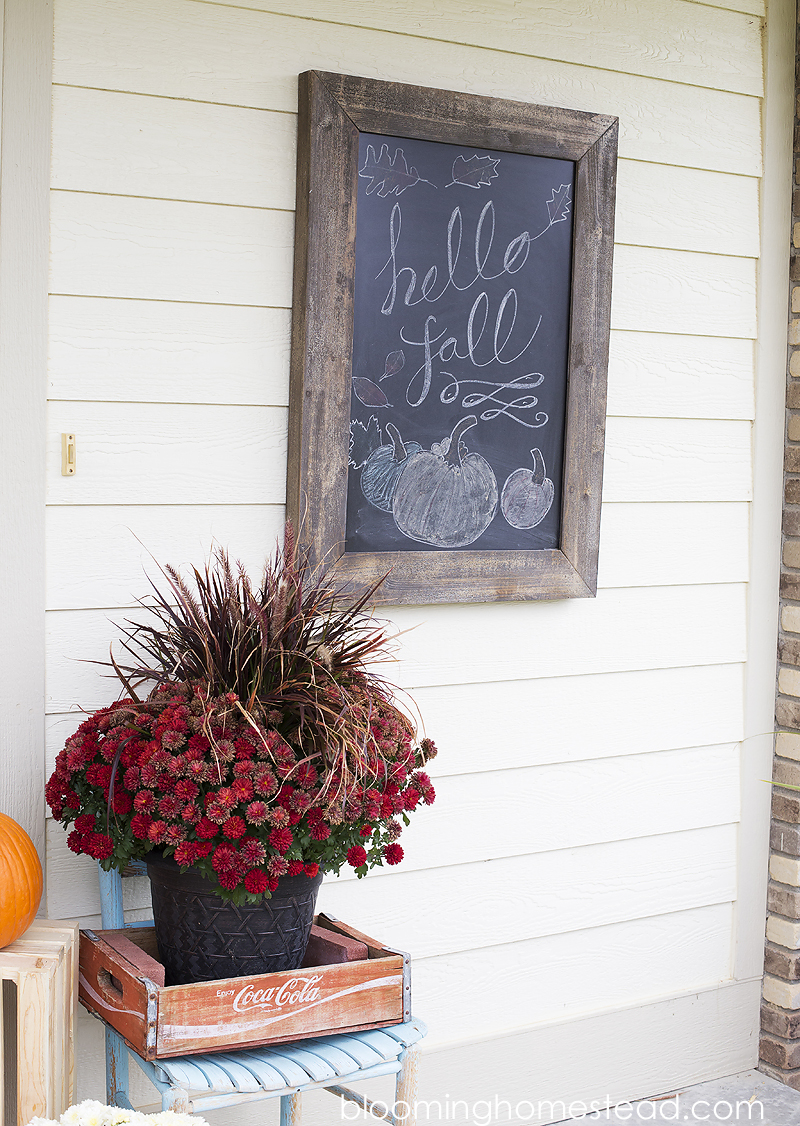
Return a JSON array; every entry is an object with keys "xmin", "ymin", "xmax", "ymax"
[{"xmin": 79, "ymin": 913, "xmax": 409, "ymax": 1060}]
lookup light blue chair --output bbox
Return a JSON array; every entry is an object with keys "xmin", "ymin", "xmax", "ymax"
[{"xmin": 93, "ymin": 862, "xmax": 426, "ymax": 1125}]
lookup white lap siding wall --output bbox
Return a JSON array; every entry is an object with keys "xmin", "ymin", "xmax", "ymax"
[{"xmin": 43, "ymin": 0, "xmax": 790, "ymax": 1119}]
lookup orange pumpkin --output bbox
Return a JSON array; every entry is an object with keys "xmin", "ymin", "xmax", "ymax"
[{"xmin": 0, "ymin": 812, "xmax": 43, "ymax": 948}]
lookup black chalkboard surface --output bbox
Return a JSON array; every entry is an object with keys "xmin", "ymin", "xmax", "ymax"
[{"xmin": 346, "ymin": 132, "xmax": 575, "ymax": 554}]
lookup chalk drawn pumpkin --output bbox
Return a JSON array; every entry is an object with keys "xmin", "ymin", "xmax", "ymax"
[
  {"xmin": 501, "ymin": 448, "xmax": 554, "ymax": 529},
  {"xmin": 361, "ymin": 423, "xmax": 423, "ymax": 512},
  {"xmin": 392, "ymin": 415, "xmax": 498, "ymax": 548}
]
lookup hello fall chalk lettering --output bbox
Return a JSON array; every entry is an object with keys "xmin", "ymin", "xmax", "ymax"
[{"xmin": 376, "ymin": 199, "xmax": 555, "ymax": 426}]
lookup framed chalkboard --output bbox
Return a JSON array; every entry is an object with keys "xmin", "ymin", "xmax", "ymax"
[{"xmin": 287, "ymin": 71, "xmax": 618, "ymax": 604}]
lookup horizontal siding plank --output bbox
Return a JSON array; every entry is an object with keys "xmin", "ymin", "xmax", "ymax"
[
  {"xmin": 46, "ymin": 402, "xmax": 287, "ymax": 506},
  {"xmin": 47, "ymin": 824, "xmax": 736, "ymax": 952},
  {"xmin": 44, "ymin": 742, "xmax": 740, "ymax": 914},
  {"xmin": 45, "ymin": 662, "xmax": 745, "ymax": 779},
  {"xmin": 45, "ymin": 585, "xmax": 747, "ymax": 707},
  {"xmin": 53, "ymin": 1, "xmax": 762, "ymax": 175},
  {"xmin": 44, "ymin": 501, "xmax": 748, "ymax": 611},
  {"xmin": 611, "ymin": 245, "xmax": 757, "ymax": 338},
  {"xmin": 384, "ymin": 585, "xmax": 747, "ymax": 689},
  {"xmin": 46, "ymin": 504, "xmax": 285, "ymax": 610},
  {"xmin": 412, "ymin": 904, "xmax": 733, "ymax": 1046},
  {"xmin": 372, "ymin": 982, "xmax": 762, "ymax": 1112},
  {"xmin": 615, "ymin": 162, "xmax": 759, "ymax": 257},
  {"xmin": 51, "ymin": 83, "xmax": 761, "ymax": 261},
  {"xmin": 598, "ymin": 502, "xmax": 750, "ymax": 586},
  {"xmin": 320, "ymin": 826, "xmax": 738, "ymax": 958},
  {"xmin": 607, "ymin": 331, "xmax": 755, "ymax": 420},
  {"xmin": 48, "ymin": 297, "xmax": 291, "ymax": 406},
  {"xmin": 395, "ymin": 745, "xmax": 741, "ymax": 873},
  {"xmin": 46, "ymin": 406, "xmax": 748, "ymax": 508},
  {"xmin": 602, "ymin": 418, "xmax": 752, "ymax": 502},
  {"xmin": 50, "ymin": 192, "xmax": 294, "ymax": 307},
  {"xmin": 49, "ymin": 300, "xmax": 755, "ymax": 420},
  {"xmin": 51, "ymin": 86, "xmax": 297, "ymax": 210},
  {"xmin": 51, "ymin": 195, "xmax": 759, "ymax": 337},
  {"xmin": 214, "ymin": 0, "xmax": 764, "ymax": 95}
]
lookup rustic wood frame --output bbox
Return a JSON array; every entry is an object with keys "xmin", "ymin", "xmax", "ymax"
[{"xmin": 287, "ymin": 71, "xmax": 618, "ymax": 604}]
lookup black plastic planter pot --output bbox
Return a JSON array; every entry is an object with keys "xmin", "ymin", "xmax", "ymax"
[{"xmin": 146, "ymin": 850, "xmax": 323, "ymax": 986}]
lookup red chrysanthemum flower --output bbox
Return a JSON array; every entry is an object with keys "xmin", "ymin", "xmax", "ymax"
[
  {"xmin": 148, "ymin": 820, "xmax": 167, "ymax": 844},
  {"xmin": 195, "ymin": 816, "xmax": 219, "ymax": 840},
  {"xmin": 67, "ymin": 830, "xmax": 87, "ymax": 855},
  {"xmin": 293, "ymin": 762, "xmax": 318, "ymax": 789},
  {"xmin": 206, "ymin": 799, "xmax": 229, "ymax": 825},
  {"xmin": 244, "ymin": 869, "xmax": 268, "ymax": 894},
  {"xmin": 164, "ymin": 824, "xmax": 187, "ymax": 846},
  {"xmin": 123, "ymin": 767, "xmax": 141, "ymax": 790},
  {"xmin": 245, "ymin": 801, "xmax": 269, "ymax": 826},
  {"xmin": 158, "ymin": 795, "xmax": 180, "ymax": 819},
  {"xmin": 384, "ymin": 843, "xmax": 404, "ymax": 866},
  {"xmin": 267, "ymin": 854, "xmax": 289, "ymax": 879},
  {"xmin": 269, "ymin": 807, "xmax": 290, "ymax": 828},
  {"xmin": 269, "ymin": 826, "xmax": 293, "ymax": 854},
  {"xmin": 346, "ymin": 845, "xmax": 367, "ymax": 868},
  {"xmin": 359, "ymin": 825, "xmax": 373, "ymax": 838},
  {"xmin": 131, "ymin": 812, "xmax": 154, "ymax": 839},
  {"xmin": 91, "ymin": 833, "xmax": 114, "ymax": 860},
  {"xmin": 240, "ymin": 837, "xmax": 266, "ymax": 866},
  {"xmin": 304, "ymin": 863, "xmax": 319, "ymax": 879},
  {"xmin": 175, "ymin": 779, "xmax": 199, "ymax": 801},
  {"xmin": 74, "ymin": 813, "xmax": 96, "ymax": 834},
  {"xmin": 267, "ymin": 876, "xmax": 280, "ymax": 892},
  {"xmin": 112, "ymin": 792, "xmax": 133, "ymax": 815},
  {"xmin": 222, "ymin": 815, "xmax": 246, "ymax": 840},
  {"xmin": 212, "ymin": 843, "xmax": 238, "ymax": 873},
  {"xmin": 309, "ymin": 821, "xmax": 331, "ymax": 841},
  {"xmin": 232, "ymin": 778, "xmax": 254, "ymax": 803},
  {"xmin": 253, "ymin": 767, "xmax": 278, "ymax": 795},
  {"xmin": 402, "ymin": 788, "xmax": 420, "ymax": 811},
  {"xmin": 217, "ymin": 869, "xmax": 241, "ymax": 890},
  {"xmin": 287, "ymin": 859, "xmax": 304, "ymax": 876},
  {"xmin": 173, "ymin": 841, "xmax": 198, "ymax": 866}
]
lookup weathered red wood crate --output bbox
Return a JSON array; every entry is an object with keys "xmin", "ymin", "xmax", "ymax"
[{"xmin": 79, "ymin": 913, "xmax": 409, "ymax": 1060}]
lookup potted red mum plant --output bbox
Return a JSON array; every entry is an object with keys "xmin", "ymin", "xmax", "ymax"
[{"xmin": 46, "ymin": 526, "xmax": 436, "ymax": 985}]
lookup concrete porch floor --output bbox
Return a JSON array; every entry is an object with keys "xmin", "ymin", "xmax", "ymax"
[{"xmin": 555, "ymin": 1070, "xmax": 800, "ymax": 1124}]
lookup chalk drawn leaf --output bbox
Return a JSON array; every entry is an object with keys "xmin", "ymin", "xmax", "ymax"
[
  {"xmin": 380, "ymin": 349, "xmax": 405, "ymax": 381},
  {"xmin": 349, "ymin": 416, "xmax": 382, "ymax": 469},
  {"xmin": 358, "ymin": 144, "xmax": 430, "ymax": 197},
  {"xmin": 353, "ymin": 377, "xmax": 391, "ymax": 408},
  {"xmin": 448, "ymin": 154, "xmax": 500, "ymax": 189},
  {"xmin": 546, "ymin": 184, "xmax": 572, "ymax": 225}
]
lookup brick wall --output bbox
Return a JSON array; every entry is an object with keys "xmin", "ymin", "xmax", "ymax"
[{"xmin": 760, "ymin": 7, "xmax": 800, "ymax": 1085}]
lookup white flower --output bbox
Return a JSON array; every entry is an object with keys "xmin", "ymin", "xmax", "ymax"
[{"xmin": 26, "ymin": 1104, "xmax": 211, "ymax": 1126}]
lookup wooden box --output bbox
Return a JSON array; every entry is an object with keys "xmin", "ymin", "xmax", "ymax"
[{"xmin": 78, "ymin": 914, "xmax": 409, "ymax": 1060}]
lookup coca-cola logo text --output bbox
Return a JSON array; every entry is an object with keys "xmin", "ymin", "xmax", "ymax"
[{"xmin": 232, "ymin": 975, "xmax": 323, "ymax": 1014}]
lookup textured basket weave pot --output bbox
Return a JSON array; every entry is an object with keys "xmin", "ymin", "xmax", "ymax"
[{"xmin": 146, "ymin": 850, "xmax": 323, "ymax": 986}]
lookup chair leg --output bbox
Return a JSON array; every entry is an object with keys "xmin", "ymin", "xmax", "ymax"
[
  {"xmin": 394, "ymin": 1046, "xmax": 420, "ymax": 1126},
  {"xmin": 280, "ymin": 1092, "xmax": 302, "ymax": 1126},
  {"xmin": 163, "ymin": 1086, "xmax": 191, "ymax": 1114},
  {"xmin": 105, "ymin": 1027, "xmax": 133, "ymax": 1109}
]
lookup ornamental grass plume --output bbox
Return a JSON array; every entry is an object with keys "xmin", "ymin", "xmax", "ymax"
[{"xmin": 46, "ymin": 526, "xmax": 436, "ymax": 904}]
